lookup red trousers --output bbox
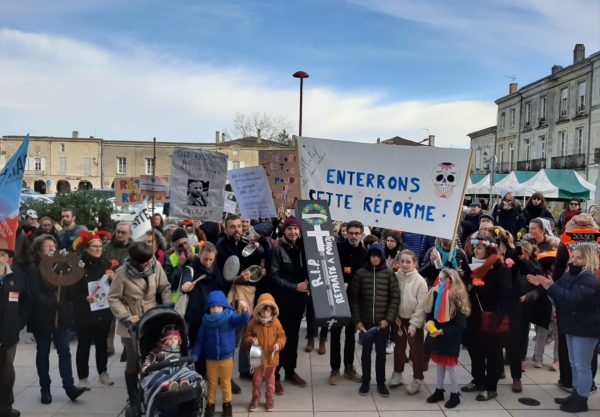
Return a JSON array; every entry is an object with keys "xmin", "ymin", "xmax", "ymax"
[{"xmin": 252, "ymin": 366, "xmax": 276, "ymax": 400}]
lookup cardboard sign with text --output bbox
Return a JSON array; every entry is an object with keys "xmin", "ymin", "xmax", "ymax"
[
  {"xmin": 228, "ymin": 167, "xmax": 276, "ymax": 219},
  {"xmin": 297, "ymin": 200, "xmax": 351, "ymax": 327},
  {"xmin": 115, "ymin": 177, "xmax": 142, "ymax": 205},
  {"xmin": 259, "ymin": 150, "xmax": 300, "ymax": 209},
  {"xmin": 139, "ymin": 175, "xmax": 170, "ymax": 203}
]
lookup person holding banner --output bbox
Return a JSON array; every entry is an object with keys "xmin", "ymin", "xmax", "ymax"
[
  {"xmin": 269, "ymin": 217, "xmax": 309, "ymax": 394},
  {"xmin": 68, "ymin": 231, "xmax": 114, "ymax": 387}
]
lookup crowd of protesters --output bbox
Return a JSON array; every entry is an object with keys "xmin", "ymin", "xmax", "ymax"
[{"xmin": 1, "ymin": 195, "xmax": 599, "ymax": 417}]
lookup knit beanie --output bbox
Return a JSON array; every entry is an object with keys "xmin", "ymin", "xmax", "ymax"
[
  {"xmin": 283, "ymin": 216, "xmax": 301, "ymax": 231},
  {"xmin": 171, "ymin": 227, "xmax": 188, "ymax": 243}
]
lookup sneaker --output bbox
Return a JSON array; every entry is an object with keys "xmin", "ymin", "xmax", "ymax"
[
  {"xmin": 551, "ymin": 361, "xmax": 559, "ymax": 372},
  {"xmin": 405, "ymin": 378, "xmax": 423, "ymax": 394},
  {"xmin": 343, "ymin": 366, "xmax": 362, "ymax": 383},
  {"xmin": 476, "ymin": 390, "xmax": 497, "ymax": 401},
  {"xmin": 248, "ymin": 397, "xmax": 258, "ymax": 412},
  {"xmin": 557, "ymin": 380, "xmax": 574, "ymax": 393},
  {"xmin": 79, "ymin": 379, "xmax": 89, "ymax": 388},
  {"xmin": 389, "ymin": 371, "xmax": 404, "ymax": 388},
  {"xmin": 533, "ymin": 360, "xmax": 543, "ymax": 368},
  {"xmin": 386, "ymin": 341, "xmax": 395, "ymax": 354},
  {"xmin": 328, "ymin": 370, "xmax": 341, "ymax": 385},
  {"xmin": 359, "ymin": 381, "xmax": 370, "ymax": 396},
  {"xmin": 461, "ymin": 381, "xmax": 484, "ymax": 392},
  {"xmin": 377, "ymin": 384, "xmax": 390, "ymax": 397},
  {"xmin": 266, "ymin": 398, "xmax": 275, "ymax": 412},
  {"xmin": 99, "ymin": 372, "xmax": 114, "ymax": 386}
]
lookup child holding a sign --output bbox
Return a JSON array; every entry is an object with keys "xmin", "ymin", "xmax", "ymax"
[{"xmin": 69, "ymin": 231, "xmax": 115, "ymax": 387}]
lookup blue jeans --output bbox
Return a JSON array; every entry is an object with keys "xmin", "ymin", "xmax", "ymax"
[
  {"xmin": 34, "ymin": 329, "xmax": 75, "ymax": 390},
  {"xmin": 566, "ymin": 334, "xmax": 599, "ymax": 397}
]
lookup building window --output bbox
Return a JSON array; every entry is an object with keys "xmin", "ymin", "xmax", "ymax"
[
  {"xmin": 83, "ymin": 157, "xmax": 91, "ymax": 175},
  {"xmin": 524, "ymin": 140, "xmax": 530, "ymax": 162},
  {"xmin": 60, "ymin": 144, "xmax": 65, "ymax": 152},
  {"xmin": 540, "ymin": 96, "xmax": 547, "ymax": 120},
  {"xmin": 500, "ymin": 112, "xmax": 506, "ymax": 129},
  {"xmin": 524, "ymin": 102, "xmax": 531, "ymax": 126},
  {"xmin": 577, "ymin": 82, "xmax": 586, "ymax": 111},
  {"xmin": 510, "ymin": 108, "xmax": 516, "ymax": 127},
  {"xmin": 576, "ymin": 128, "xmax": 584, "ymax": 154},
  {"xmin": 34, "ymin": 157, "xmax": 42, "ymax": 171},
  {"xmin": 117, "ymin": 157, "xmax": 127, "ymax": 175},
  {"xmin": 560, "ymin": 87, "xmax": 569, "ymax": 117},
  {"xmin": 145, "ymin": 158, "xmax": 154, "ymax": 175},
  {"xmin": 499, "ymin": 145, "xmax": 504, "ymax": 164},
  {"xmin": 232, "ymin": 161, "xmax": 241, "ymax": 170},
  {"xmin": 539, "ymin": 135, "xmax": 546, "ymax": 159},
  {"xmin": 508, "ymin": 143, "xmax": 514, "ymax": 167},
  {"xmin": 559, "ymin": 131, "xmax": 566, "ymax": 156},
  {"xmin": 475, "ymin": 148, "xmax": 482, "ymax": 169},
  {"xmin": 58, "ymin": 157, "xmax": 67, "ymax": 174}
]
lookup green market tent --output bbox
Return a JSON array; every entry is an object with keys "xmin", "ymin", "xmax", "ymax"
[{"xmin": 516, "ymin": 169, "xmax": 596, "ymax": 200}]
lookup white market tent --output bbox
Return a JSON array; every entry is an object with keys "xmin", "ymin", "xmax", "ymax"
[{"xmin": 515, "ymin": 169, "xmax": 596, "ymax": 200}]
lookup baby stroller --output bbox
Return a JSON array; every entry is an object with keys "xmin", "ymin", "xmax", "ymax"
[{"xmin": 126, "ymin": 306, "xmax": 205, "ymax": 417}]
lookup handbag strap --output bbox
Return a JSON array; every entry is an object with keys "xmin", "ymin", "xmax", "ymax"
[{"xmin": 475, "ymin": 293, "xmax": 484, "ymax": 312}]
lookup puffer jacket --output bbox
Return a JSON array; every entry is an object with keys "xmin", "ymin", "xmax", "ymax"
[
  {"xmin": 244, "ymin": 293, "xmax": 286, "ymax": 368},
  {"xmin": 350, "ymin": 244, "xmax": 400, "ymax": 328},
  {"xmin": 395, "ymin": 269, "xmax": 428, "ymax": 332},
  {"xmin": 108, "ymin": 260, "xmax": 171, "ymax": 338},
  {"xmin": 192, "ymin": 290, "xmax": 250, "ymax": 361}
]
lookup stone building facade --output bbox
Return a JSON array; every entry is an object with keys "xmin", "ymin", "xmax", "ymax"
[
  {"xmin": 0, "ymin": 131, "xmax": 291, "ymax": 193},
  {"xmin": 469, "ymin": 44, "xmax": 600, "ymax": 185}
]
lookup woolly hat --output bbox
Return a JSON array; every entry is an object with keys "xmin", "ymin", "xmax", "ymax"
[
  {"xmin": 283, "ymin": 216, "xmax": 301, "ymax": 231},
  {"xmin": 480, "ymin": 212, "xmax": 494, "ymax": 223},
  {"xmin": 253, "ymin": 221, "xmax": 273, "ymax": 238},
  {"xmin": 171, "ymin": 227, "xmax": 188, "ymax": 243}
]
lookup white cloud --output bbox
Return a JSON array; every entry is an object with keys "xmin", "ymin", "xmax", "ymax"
[{"xmin": 0, "ymin": 29, "xmax": 495, "ymax": 148}]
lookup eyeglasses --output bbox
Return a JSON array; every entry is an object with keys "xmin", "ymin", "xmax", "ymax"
[
  {"xmin": 569, "ymin": 203, "xmax": 579, "ymax": 206},
  {"xmin": 116, "ymin": 230, "xmax": 128, "ymax": 234},
  {"xmin": 347, "ymin": 232, "xmax": 362, "ymax": 236}
]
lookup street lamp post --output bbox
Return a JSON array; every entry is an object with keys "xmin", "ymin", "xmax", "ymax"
[{"xmin": 293, "ymin": 71, "xmax": 309, "ymax": 137}]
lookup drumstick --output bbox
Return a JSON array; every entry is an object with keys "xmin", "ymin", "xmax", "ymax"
[{"xmin": 190, "ymin": 275, "xmax": 207, "ymax": 285}]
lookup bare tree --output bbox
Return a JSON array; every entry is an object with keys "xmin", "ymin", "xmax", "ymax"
[{"xmin": 227, "ymin": 112, "xmax": 293, "ymax": 144}]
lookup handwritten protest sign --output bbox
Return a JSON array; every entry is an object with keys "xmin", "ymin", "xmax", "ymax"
[
  {"xmin": 115, "ymin": 178, "xmax": 142, "ymax": 205},
  {"xmin": 298, "ymin": 137, "xmax": 471, "ymax": 239},
  {"xmin": 259, "ymin": 150, "xmax": 300, "ymax": 209},
  {"xmin": 169, "ymin": 148, "xmax": 228, "ymax": 221},
  {"xmin": 228, "ymin": 167, "xmax": 277, "ymax": 219},
  {"xmin": 131, "ymin": 207, "xmax": 152, "ymax": 241},
  {"xmin": 139, "ymin": 175, "xmax": 170, "ymax": 203},
  {"xmin": 223, "ymin": 191, "xmax": 238, "ymax": 214}
]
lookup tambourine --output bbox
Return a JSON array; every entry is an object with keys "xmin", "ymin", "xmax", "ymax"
[{"xmin": 39, "ymin": 251, "xmax": 85, "ymax": 287}]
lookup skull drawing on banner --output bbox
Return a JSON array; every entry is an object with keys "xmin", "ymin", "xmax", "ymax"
[{"xmin": 432, "ymin": 162, "xmax": 460, "ymax": 199}]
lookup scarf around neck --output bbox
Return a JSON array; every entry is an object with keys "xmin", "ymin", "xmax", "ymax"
[
  {"xmin": 433, "ymin": 278, "xmax": 452, "ymax": 323},
  {"xmin": 437, "ymin": 245, "xmax": 459, "ymax": 270},
  {"xmin": 204, "ymin": 308, "xmax": 232, "ymax": 327},
  {"xmin": 125, "ymin": 257, "xmax": 156, "ymax": 279},
  {"xmin": 471, "ymin": 254, "xmax": 502, "ymax": 286}
]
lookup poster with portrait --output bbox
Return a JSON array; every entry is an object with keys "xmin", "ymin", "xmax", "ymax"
[{"xmin": 169, "ymin": 148, "xmax": 228, "ymax": 221}]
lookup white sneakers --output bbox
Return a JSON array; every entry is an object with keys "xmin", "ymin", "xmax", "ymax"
[
  {"xmin": 79, "ymin": 378, "xmax": 89, "ymax": 388},
  {"xmin": 405, "ymin": 378, "xmax": 423, "ymax": 394},
  {"xmin": 386, "ymin": 341, "xmax": 395, "ymax": 354},
  {"xmin": 389, "ymin": 372, "xmax": 404, "ymax": 387},
  {"xmin": 99, "ymin": 372, "xmax": 114, "ymax": 386}
]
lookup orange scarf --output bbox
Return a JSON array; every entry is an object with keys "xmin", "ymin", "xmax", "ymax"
[{"xmin": 471, "ymin": 254, "xmax": 502, "ymax": 287}]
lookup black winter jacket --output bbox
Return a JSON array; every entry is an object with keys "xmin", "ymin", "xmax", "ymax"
[
  {"xmin": 270, "ymin": 237, "xmax": 308, "ymax": 299},
  {"xmin": 68, "ymin": 252, "xmax": 113, "ymax": 327},
  {"xmin": 547, "ymin": 265, "xmax": 600, "ymax": 338},
  {"xmin": 337, "ymin": 239, "xmax": 367, "ymax": 286},
  {"xmin": 350, "ymin": 245, "xmax": 400, "ymax": 328},
  {"xmin": 0, "ymin": 266, "xmax": 30, "ymax": 345}
]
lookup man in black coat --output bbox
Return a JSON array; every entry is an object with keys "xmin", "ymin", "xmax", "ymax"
[
  {"xmin": 328, "ymin": 220, "xmax": 366, "ymax": 385},
  {"xmin": 0, "ymin": 248, "xmax": 31, "ymax": 417}
]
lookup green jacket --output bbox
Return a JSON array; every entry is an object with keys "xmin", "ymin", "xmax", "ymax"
[{"xmin": 103, "ymin": 238, "xmax": 132, "ymax": 267}]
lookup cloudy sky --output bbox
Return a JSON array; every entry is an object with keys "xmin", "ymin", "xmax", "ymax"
[{"xmin": 0, "ymin": 0, "xmax": 598, "ymax": 147}]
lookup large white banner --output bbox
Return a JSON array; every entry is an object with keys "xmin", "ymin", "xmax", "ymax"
[
  {"xmin": 228, "ymin": 167, "xmax": 277, "ymax": 219},
  {"xmin": 298, "ymin": 137, "xmax": 471, "ymax": 239},
  {"xmin": 169, "ymin": 148, "xmax": 228, "ymax": 221}
]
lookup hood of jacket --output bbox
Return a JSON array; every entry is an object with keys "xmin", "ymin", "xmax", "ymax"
[
  {"xmin": 395, "ymin": 268, "xmax": 420, "ymax": 283},
  {"xmin": 205, "ymin": 290, "xmax": 232, "ymax": 312},
  {"xmin": 253, "ymin": 293, "xmax": 279, "ymax": 320}
]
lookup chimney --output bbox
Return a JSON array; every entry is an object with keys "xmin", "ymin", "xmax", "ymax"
[
  {"xmin": 573, "ymin": 43, "xmax": 585, "ymax": 64},
  {"xmin": 257, "ymin": 128, "xmax": 262, "ymax": 144},
  {"xmin": 509, "ymin": 83, "xmax": 518, "ymax": 94},
  {"xmin": 72, "ymin": 130, "xmax": 79, "ymax": 138},
  {"xmin": 215, "ymin": 131, "xmax": 221, "ymax": 143},
  {"xmin": 552, "ymin": 64, "xmax": 563, "ymax": 75},
  {"xmin": 428, "ymin": 135, "xmax": 436, "ymax": 147}
]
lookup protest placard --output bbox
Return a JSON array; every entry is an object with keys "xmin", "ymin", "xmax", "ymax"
[
  {"xmin": 131, "ymin": 207, "xmax": 152, "ymax": 241},
  {"xmin": 259, "ymin": 150, "xmax": 300, "ymax": 209},
  {"xmin": 228, "ymin": 167, "xmax": 277, "ymax": 219},
  {"xmin": 297, "ymin": 200, "xmax": 351, "ymax": 326},
  {"xmin": 115, "ymin": 177, "xmax": 142, "ymax": 205},
  {"xmin": 139, "ymin": 175, "xmax": 170, "ymax": 203},
  {"xmin": 223, "ymin": 191, "xmax": 238, "ymax": 214},
  {"xmin": 169, "ymin": 148, "xmax": 228, "ymax": 221},
  {"xmin": 298, "ymin": 137, "xmax": 471, "ymax": 239}
]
